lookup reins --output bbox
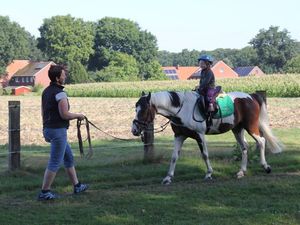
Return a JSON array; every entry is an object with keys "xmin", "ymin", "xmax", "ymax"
[
  {"xmin": 76, "ymin": 98, "xmax": 188, "ymax": 158},
  {"xmin": 76, "ymin": 116, "xmax": 171, "ymax": 158},
  {"xmin": 77, "ymin": 117, "xmax": 93, "ymax": 159}
]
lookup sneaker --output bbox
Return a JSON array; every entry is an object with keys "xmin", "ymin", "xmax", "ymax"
[
  {"xmin": 37, "ymin": 190, "xmax": 57, "ymax": 201},
  {"xmin": 74, "ymin": 182, "xmax": 89, "ymax": 194}
]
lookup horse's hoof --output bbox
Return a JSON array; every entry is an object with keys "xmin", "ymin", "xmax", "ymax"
[
  {"xmin": 204, "ymin": 174, "xmax": 213, "ymax": 181},
  {"xmin": 264, "ymin": 165, "xmax": 272, "ymax": 174},
  {"xmin": 162, "ymin": 177, "xmax": 172, "ymax": 185},
  {"xmin": 236, "ymin": 170, "xmax": 245, "ymax": 179}
]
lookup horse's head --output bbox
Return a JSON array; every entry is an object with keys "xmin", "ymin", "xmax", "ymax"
[{"xmin": 131, "ymin": 91, "xmax": 156, "ymax": 136}]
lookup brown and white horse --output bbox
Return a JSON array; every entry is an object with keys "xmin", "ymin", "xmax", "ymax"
[{"xmin": 131, "ymin": 91, "xmax": 283, "ymax": 185}]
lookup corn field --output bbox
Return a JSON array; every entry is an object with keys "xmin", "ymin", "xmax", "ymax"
[{"xmin": 65, "ymin": 74, "xmax": 300, "ymax": 98}]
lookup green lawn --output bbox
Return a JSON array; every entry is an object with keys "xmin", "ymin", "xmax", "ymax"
[{"xmin": 0, "ymin": 128, "xmax": 299, "ymax": 225}]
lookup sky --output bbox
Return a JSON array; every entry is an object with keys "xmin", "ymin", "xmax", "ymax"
[{"xmin": 1, "ymin": 0, "xmax": 299, "ymax": 52}]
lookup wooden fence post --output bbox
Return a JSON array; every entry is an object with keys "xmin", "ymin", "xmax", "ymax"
[
  {"xmin": 255, "ymin": 90, "xmax": 267, "ymax": 104},
  {"xmin": 143, "ymin": 123, "xmax": 154, "ymax": 163},
  {"xmin": 8, "ymin": 101, "xmax": 21, "ymax": 170}
]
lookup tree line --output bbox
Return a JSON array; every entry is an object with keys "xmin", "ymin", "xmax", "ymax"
[
  {"xmin": 0, "ymin": 15, "xmax": 166, "ymax": 83},
  {"xmin": 1, "ymin": 15, "xmax": 300, "ymax": 85},
  {"xmin": 158, "ymin": 26, "xmax": 300, "ymax": 74}
]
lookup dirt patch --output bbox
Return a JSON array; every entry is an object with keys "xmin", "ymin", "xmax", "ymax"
[{"xmin": 0, "ymin": 96, "xmax": 299, "ymax": 145}]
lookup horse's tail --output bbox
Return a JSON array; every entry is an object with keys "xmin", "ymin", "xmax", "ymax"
[{"xmin": 251, "ymin": 93, "xmax": 283, "ymax": 153}]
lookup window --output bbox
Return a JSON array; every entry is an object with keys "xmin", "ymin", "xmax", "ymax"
[
  {"xmin": 15, "ymin": 78, "xmax": 19, "ymax": 83},
  {"xmin": 219, "ymin": 68, "xmax": 224, "ymax": 73}
]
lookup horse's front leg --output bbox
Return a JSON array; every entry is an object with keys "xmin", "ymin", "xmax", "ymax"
[
  {"xmin": 162, "ymin": 135, "xmax": 186, "ymax": 185},
  {"xmin": 196, "ymin": 133, "xmax": 213, "ymax": 180}
]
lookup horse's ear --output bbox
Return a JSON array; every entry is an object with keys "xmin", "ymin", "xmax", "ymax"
[
  {"xmin": 146, "ymin": 92, "xmax": 151, "ymax": 103},
  {"xmin": 141, "ymin": 91, "xmax": 146, "ymax": 96}
]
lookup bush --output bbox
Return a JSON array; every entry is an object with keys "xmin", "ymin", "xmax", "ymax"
[
  {"xmin": 32, "ymin": 84, "xmax": 44, "ymax": 94},
  {"xmin": 3, "ymin": 87, "xmax": 13, "ymax": 95}
]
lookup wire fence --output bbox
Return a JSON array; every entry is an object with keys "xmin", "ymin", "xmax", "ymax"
[{"xmin": 0, "ymin": 97, "xmax": 174, "ymax": 167}]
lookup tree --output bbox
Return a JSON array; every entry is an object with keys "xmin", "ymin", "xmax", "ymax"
[
  {"xmin": 284, "ymin": 55, "xmax": 300, "ymax": 73},
  {"xmin": 232, "ymin": 46, "xmax": 258, "ymax": 67},
  {"xmin": 89, "ymin": 17, "xmax": 161, "ymax": 80},
  {"xmin": 38, "ymin": 15, "xmax": 94, "ymax": 65},
  {"xmin": 173, "ymin": 49, "xmax": 200, "ymax": 66},
  {"xmin": 249, "ymin": 26, "xmax": 297, "ymax": 73},
  {"xmin": 0, "ymin": 16, "xmax": 41, "ymax": 74},
  {"xmin": 157, "ymin": 50, "xmax": 175, "ymax": 66},
  {"xmin": 140, "ymin": 60, "xmax": 167, "ymax": 80},
  {"xmin": 94, "ymin": 52, "xmax": 139, "ymax": 82},
  {"xmin": 66, "ymin": 61, "xmax": 89, "ymax": 84}
]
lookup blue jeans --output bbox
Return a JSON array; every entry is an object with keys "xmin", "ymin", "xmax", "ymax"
[{"xmin": 43, "ymin": 128, "xmax": 74, "ymax": 172}]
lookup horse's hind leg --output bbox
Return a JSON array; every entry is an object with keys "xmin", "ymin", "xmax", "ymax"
[
  {"xmin": 162, "ymin": 135, "xmax": 187, "ymax": 185},
  {"xmin": 250, "ymin": 132, "xmax": 271, "ymax": 173},
  {"xmin": 232, "ymin": 128, "xmax": 249, "ymax": 178},
  {"xmin": 196, "ymin": 133, "xmax": 213, "ymax": 180}
]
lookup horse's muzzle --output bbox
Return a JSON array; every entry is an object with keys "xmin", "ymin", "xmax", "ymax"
[{"xmin": 131, "ymin": 122, "xmax": 141, "ymax": 136}]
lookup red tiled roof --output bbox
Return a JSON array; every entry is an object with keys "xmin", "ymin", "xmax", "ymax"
[
  {"xmin": 0, "ymin": 60, "xmax": 30, "ymax": 87},
  {"xmin": 6, "ymin": 60, "xmax": 30, "ymax": 76},
  {"xmin": 13, "ymin": 62, "xmax": 53, "ymax": 77},
  {"xmin": 162, "ymin": 66, "xmax": 199, "ymax": 80}
]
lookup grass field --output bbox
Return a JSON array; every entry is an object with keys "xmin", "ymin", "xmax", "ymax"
[{"xmin": 0, "ymin": 128, "xmax": 299, "ymax": 225}]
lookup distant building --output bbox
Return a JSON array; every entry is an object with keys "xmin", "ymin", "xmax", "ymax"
[
  {"xmin": 233, "ymin": 66, "xmax": 264, "ymax": 77},
  {"xmin": 8, "ymin": 61, "xmax": 55, "ymax": 87},
  {"xmin": 162, "ymin": 65, "xmax": 200, "ymax": 80},
  {"xmin": 12, "ymin": 86, "xmax": 32, "ymax": 96},
  {"xmin": 0, "ymin": 60, "xmax": 30, "ymax": 88}
]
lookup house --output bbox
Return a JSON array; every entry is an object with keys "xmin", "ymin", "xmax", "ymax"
[
  {"xmin": 189, "ymin": 61, "xmax": 239, "ymax": 79},
  {"xmin": 162, "ymin": 61, "xmax": 239, "ymax": 80},
  {"xmin": 8, "ymin": 61, "xmax": 55, "ymax": 87},
  {"xmin": 233, "ymin": 66, "xmax": 264, "ymax": 77},
  {"xmin": 162, "ymin": 65, "xmax": 199, "ymax": 80},
  {"xmin": 0, "ymin": 60, "xmax": 30, "ymax": 87}
]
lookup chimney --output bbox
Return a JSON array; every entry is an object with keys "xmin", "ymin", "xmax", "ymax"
[{"xmin": 176, "ymin": 64, "xmax": 179, "ymax": 70}]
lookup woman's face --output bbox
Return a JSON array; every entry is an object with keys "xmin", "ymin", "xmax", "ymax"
[
  {"xmin": 199, "ymin": 60, "xmax": 207, "ymax": 69},
  {"xmin": 56, "ymin": 70, "xmax": 66, "ymax": 85}
]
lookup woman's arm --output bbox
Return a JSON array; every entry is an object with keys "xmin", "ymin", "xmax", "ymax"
[{"xmin": 58, "ymin": 98, "xmax": 84, "ymax": 120}]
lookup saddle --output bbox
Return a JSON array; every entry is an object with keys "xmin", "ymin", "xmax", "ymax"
[{"xmin": 197, "ymin": 86, "xmax": 234, "ymax": 127}]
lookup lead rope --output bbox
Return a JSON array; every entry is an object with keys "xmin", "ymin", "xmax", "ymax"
[{"xmin": 77, "ymin": 117, "xmax": 93, "ymax": 159}]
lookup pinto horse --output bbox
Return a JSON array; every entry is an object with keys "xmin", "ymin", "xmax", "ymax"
[{"xmin": 131, "ymin": 91, "xmax": 283, "ymax": 185}]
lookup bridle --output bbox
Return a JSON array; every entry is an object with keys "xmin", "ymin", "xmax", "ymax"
[
  {"xmin": 132, "ymin": 102, "xmax": 156, "ymax": 136},
  {"xmin": 133, "ymin": 99, "xmax": 185, "ymax": 134}
]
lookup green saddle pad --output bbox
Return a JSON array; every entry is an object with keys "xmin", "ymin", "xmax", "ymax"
[{"xmin": 213, "ymin": 94, "xmax": 234, "ymax": 119}]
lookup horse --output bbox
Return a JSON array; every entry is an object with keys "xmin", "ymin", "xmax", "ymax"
[{"xmin": 131, "ymin": 90, "xmax": 283, "ymax": 185}]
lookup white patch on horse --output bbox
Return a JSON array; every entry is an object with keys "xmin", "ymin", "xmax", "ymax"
[
  {"xmin": 135, "ymin": 105, "xmax": 141, "ymax": 119},
  {"xmin": 228, "ymin": 92, "xmax": 252, "ymax": 101}
]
